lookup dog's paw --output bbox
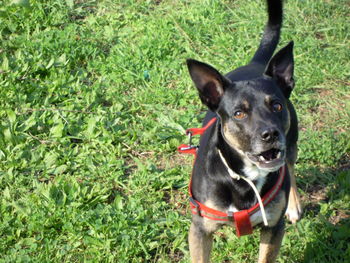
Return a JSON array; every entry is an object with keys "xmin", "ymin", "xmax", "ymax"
[{"xmin": 285, "ymin": 189, "xmax": 302, "ymax": 224}]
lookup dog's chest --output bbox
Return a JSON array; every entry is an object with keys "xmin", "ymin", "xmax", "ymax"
[
  {"xmin": 227, "ymin": 191, "xmax": 285, "ymax": 227},
  {"xmin": 226, "ymin": 167, "xmax": 284, "ymax": 227}
]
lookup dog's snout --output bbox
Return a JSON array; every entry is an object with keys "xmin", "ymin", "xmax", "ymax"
[{"xmin": 261, "ymin": 128, "xmax": 279, "ymax": 142}]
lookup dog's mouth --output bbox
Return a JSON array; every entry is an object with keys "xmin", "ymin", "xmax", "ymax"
[
  {"xmin": 258, "ymin": 148, "xmax": 282, "ymax": 162},
  {"xmin": 247, "ymin": 148, "xmax": 285, "ymax": 169}
]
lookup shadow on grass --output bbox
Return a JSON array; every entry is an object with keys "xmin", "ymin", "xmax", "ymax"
[{"xmin": 297, "ymin": 164, "xmax": 350, "ymax": 263}]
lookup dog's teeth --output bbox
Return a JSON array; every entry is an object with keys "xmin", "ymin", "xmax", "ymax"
[
  {"xmin": 277, "ymin": 151, "xmax": 281, "ymax": 158},
  {"xmin": 259, "ymin": 155, "xmax": 266, "ymax": 161}
]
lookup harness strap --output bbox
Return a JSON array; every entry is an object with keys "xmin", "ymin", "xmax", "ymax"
[{"xmin": 186, "ymin": 117, "xmax": 217, "ymax": 136}]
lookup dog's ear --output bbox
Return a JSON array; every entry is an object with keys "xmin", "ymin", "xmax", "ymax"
[
  {"xmin": 187, "ymin": 59, "xmax": 231, "ymax": 111},
  {"xmin": 265, "ymin": 41, "xmax": 294, "ymax": 98}
]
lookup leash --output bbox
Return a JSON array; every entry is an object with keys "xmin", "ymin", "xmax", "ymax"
[{"xmin": 178, "ymin": 117, "xmax": 286, "ymax": 237}]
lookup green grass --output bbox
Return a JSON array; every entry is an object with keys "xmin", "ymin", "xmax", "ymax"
[{"xmin": 0, "ymin": 0, "xmax": 349, "ymax": 262}]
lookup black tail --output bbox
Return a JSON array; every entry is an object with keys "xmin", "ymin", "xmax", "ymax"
[{"xmin": 251, "ymin": 0, "xmax": 283, "ymax": 65}]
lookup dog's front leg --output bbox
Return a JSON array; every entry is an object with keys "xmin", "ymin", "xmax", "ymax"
[
  {"xmin": 189, "ymin": 221, "xmax": 214, "ymax": 263},
  {"xmin": 286, "ymin": 162, "xmax": 302, "ymax": 223},
  {"xmin": 258, "ymin": 219, "xmax": 285, "ymax": 263}
]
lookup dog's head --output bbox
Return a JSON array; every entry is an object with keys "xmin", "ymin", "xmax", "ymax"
[{"xmin": 187, "ymin": 42, "xmax": 294, "ymax": 172}]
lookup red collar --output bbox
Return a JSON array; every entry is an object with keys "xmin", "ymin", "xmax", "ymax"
[{"xmin": 178, "ymin": 117, "xmax": 286, "ymax": 237}]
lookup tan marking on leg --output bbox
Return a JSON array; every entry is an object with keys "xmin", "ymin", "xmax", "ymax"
[
  {"xmin": 189, "ymin": 222, "xmax": 213, "ymax": 263},
  {"xmin": 285, "ymin": 163, "xmax": 302, "ymax": 223},
  {"xmin": 202, "ymin": 200, "xmax": 232, "ymax": 231},
  {"xmin": 189, "ymin": 200, "xmax": 231, "ymax": 262},
  {"xmin": 258, "ymin": 221, "xmax": 285, "ymax": 263}
]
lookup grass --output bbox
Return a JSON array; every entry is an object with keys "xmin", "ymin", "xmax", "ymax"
[{"xmin": 0, "ymin": 0, "xmax": 349, "ymax": 262}]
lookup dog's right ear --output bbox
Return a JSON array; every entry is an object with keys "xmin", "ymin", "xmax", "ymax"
[
  {"xmin": 187, "ymin": 59, "xmax": 231, "ymax": 111},
  {"xmin": 265, "ymin": 41, "xmax": 295, "ymax": 98}
]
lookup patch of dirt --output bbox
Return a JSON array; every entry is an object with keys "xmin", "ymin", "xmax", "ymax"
[
  {"xmin": 338, "ymin": 153, "xmax": 350, "ymax": 171},
  {"xmin": 330, "ymin": 79, "xmax": 350, "ymax": 87},
  {"xmin": 163, "ymin": 189, "xmax": 188, "ymax": 216},
  {"xmin": 106, "ymin": 186, "xmax": 126, "ymax": 204},
  {"xmin": 122, "ymin": 143, "xmax": 155, "ymax": 160},
  {"xmin": 328, "ymin": 210, "xmax": 350, "ymax": 225},
  {"xmin": 302, "ymin": 184, "xmax": 328, "ymax": 203},
  {"xmin": 301, "ymin": 184, "xmax": 328, "ymax": 215},
  {"xmin": 69, "ymin": 0, "xmax": 98, "ymax": 22},
  {"xmin": 305, "ymin": 86, "xmax": 349, "ymax": 131},
  {"xmin": 159, "ymin": 153, "xmax": 192, "ymax": 215},
  {"xmin": 300, "ymin": 165, "xmax": 350, "ymax": 225},
  {"xmin": 157, "ymin": 152, "xmax": 192, "ymax": 170},
  {"xmin": 315, "ymin": 32, "xmax": 325, "ymax": 40},
  {"xmin": 317, "ymin": 88, "xmax": 332, "ymax": 98},
  {"xmin": 123, "ymin": 156, "xmax": 138, "ymax": 177},
  {"xmin": 168, "ymin": 250, "xmax": 184, "ymax": 262}
]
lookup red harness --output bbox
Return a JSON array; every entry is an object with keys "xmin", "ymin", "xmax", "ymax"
[{"xmin": 178, "ymin": 117, "xmax": 286, "ymax": 237}]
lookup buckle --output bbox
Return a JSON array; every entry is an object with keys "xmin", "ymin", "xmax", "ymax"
[
  {"xmin": 227, "ymin": 211, "xmax": 234, "ymax": 222},
  {"xmin": 186, "ymin": 131, "xmax": 193, "ymax": 146},
  {"xmin": 189, "ymin": 197, "xmax": 201, "ymax": 216},
  {"xmin": 178, "ymin": 131, "xmax": 198, "ymax": 152},
  {"xmin": 179, "ymin": 145, "xmax": 198, "ymax": 151}
]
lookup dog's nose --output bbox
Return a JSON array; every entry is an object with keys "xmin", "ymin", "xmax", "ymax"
[{"xmin": 261, "ymin": 128, "xmax": 279, "ymax": 142}]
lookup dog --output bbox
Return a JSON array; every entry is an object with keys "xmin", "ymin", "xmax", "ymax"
[{"xmin": 185, "ymin": 0, "xmax": 302, "ymax": 262}]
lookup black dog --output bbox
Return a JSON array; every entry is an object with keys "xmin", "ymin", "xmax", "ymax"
[{"xmin": 185, "ymin": 0, "xmax": 302, "ymax": 262}]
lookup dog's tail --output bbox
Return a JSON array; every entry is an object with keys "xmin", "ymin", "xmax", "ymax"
[{"xmin": 250, "ymin": 0, "xmax": 283, "ymax": 65}]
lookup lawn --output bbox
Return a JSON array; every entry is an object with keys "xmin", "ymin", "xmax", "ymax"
[{"xmin": 0, "ymin": 0, "xmax": 349, "ymax": 262}]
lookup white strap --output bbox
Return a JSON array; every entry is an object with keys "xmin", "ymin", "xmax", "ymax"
[{"xmin": 218, "ymin": 149, "xmax": 269, "ymax": 226}]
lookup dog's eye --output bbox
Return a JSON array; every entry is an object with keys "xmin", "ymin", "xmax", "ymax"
[
  {"xmin": 233, "ymin": 111, "xmax": 247, "ymax": 120},
  {"xmin": 272, "ymin": 102, "xmax": 283, "ymax": 112}
]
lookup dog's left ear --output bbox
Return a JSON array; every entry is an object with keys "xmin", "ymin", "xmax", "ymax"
[
  {"xmin": 187, "ymin": 59, "xmax": 231, "ymax": 111},
  {"xmin": 265, "ymin": 41, "xmax": 294, "ymax": 98}
]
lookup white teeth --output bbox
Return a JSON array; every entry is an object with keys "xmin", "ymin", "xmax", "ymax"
[
  {"xmin": 277, "ymin": 151, "xmax": 281, "ymax": 158},
  {"xmin": 259, "ymin": 155, "xmax": 266, "ymax": 161}
]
